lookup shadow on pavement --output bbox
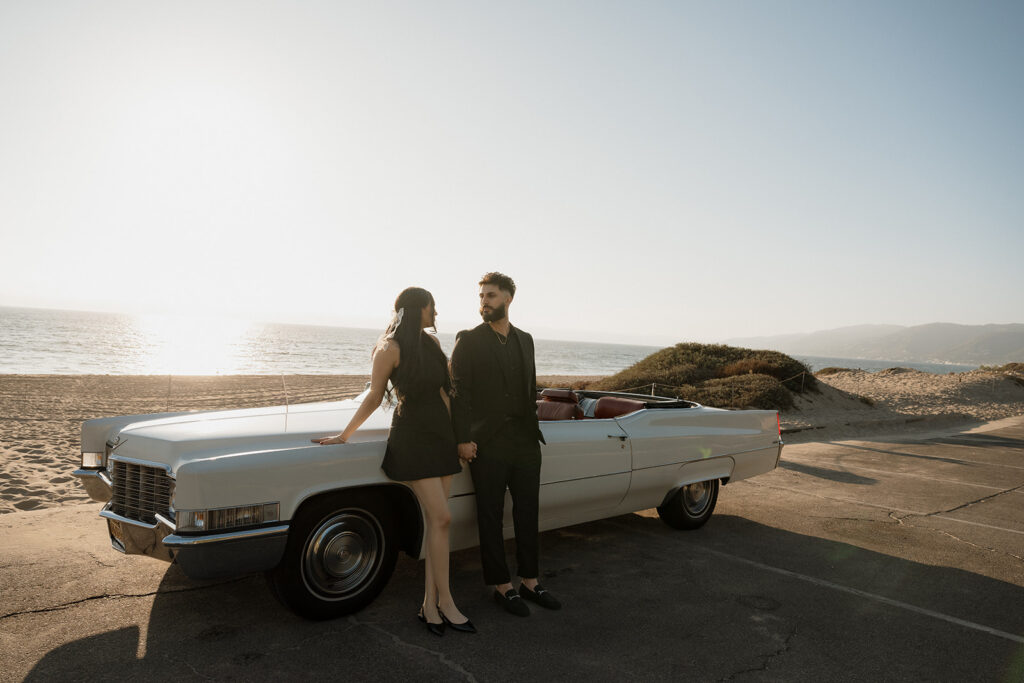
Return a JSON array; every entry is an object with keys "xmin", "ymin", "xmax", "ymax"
[
  {"xmin": 930, "ymin": 434, "xmax": 1024, "ymax": 450},
  {"xmin": 831, "ymin": 442, "xmax": 991, "ymax": 466},
  {"xmin": 24, "ymin": 512, "xmax": 1024, "ymax": 681},
  {"xmin": 778, "ymin": 460, "xmax": 877, "ymax": 485}
]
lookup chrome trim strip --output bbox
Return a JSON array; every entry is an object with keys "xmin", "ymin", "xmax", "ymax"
[
  {"xmin": 163, "ymin": 524, "xmax": 290, "ymax": 547},
  {"xmin": 154, "ymin": 512, "xmax": 176, "ymax": 529},
  {"xmin": 631, "ymin": 443, "xmax": 779, "ymax": 473},
  {"xmin": 100, "ymin": 505, "xmax": 162, "ymax": 530},
  {"xmin": 108, "ymin": 455, "xmax": 176, "ymax": 479},
  {"xmin": 178, "ymin": 501, "xmax": 281, "ymax": 514},
  {"xmin": 450, "ymin": 471, "xmax": 630, "ymax": 498},
  {"xmin": 74, "ymin": 468, "xmax": 113, "ymax": 487}
]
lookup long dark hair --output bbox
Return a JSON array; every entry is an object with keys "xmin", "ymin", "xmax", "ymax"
[{"xmin": 376, "ymin": 287, "xmax": 449, "ymax": 407}]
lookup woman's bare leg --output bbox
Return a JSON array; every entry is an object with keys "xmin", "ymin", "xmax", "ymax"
[
  {"xmin": 420, "ymin": 475, "xmax": 454, "ymax": 615},
  {"xmin": 410, "ymin": 475, "xmax": 466, "ymax": 623}
]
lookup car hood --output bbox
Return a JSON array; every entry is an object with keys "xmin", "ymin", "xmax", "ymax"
[{"xmin": 95, "ymin": 395, "xmax": 393, "ymax": 473}]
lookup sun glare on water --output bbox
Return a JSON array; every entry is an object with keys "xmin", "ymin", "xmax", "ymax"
[{"xmin": 132, "ymin": 313, "xmax": 256, "ymax": 374}]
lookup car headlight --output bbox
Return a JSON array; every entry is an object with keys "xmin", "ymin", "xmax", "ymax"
[{"xmin": 175, "ymin": 503, "xmax": 280, "ymax": 533}]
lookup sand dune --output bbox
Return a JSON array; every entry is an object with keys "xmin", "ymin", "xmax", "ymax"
[
  {"xmin": 782, "ymin": 367, "xmax": 1024, "ymax": 442},
  {"xmin": 1, "ymin": 370, "xmax": 1022, "ymax": 514}
]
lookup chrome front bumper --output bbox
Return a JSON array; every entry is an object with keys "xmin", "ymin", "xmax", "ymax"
[
  {"xmin": 99, "ymin": 506, "xmax": 289, "ymax": 578},
  {"xmin": 163, "ymin": 525, "xmax": 290, "ymax": 578},
  {"xmin": 75, "ymin": 468, "xmax": 288, "ymax": 578},
  {"xmin": 73, "ymin": 468, "xmax": 113, "ymax": 503}
]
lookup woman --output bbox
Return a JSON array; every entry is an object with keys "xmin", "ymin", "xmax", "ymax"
[{"xmin": 313, "ymin": 287, "xmax": 475, "ymax": 637}]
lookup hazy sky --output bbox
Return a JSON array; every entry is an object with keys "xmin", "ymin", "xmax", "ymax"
[{"xmin": 1, "ymin": 1, "xmax": 1021, "ymax": 345}]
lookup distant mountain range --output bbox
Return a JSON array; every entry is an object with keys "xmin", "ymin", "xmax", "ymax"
[{"xmin": 727, "ymin": 323, "xmax": 1024, "ymax": 366}]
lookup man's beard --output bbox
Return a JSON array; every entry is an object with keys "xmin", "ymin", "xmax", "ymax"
[{"xmin": 480, "ymin": 302, "xmax": 507, "ymax": 322}]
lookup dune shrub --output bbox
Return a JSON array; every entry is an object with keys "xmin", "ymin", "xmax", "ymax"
[
  {"xmin": 687, "ymin": 374, "xmax": 794, "ymax": 410},
  {"xmin": 591, "ymin": 343, "xmax": 814, "ymax": 393},
  {"xmin": 589, "ymin": 343, "xmax": 813, "ymax": 410},
  {"xmin": 979, "ymin": 362, "xmax": 1024, "ymax": 375},
  {"xmin": 816, "ymin": 367, "xmax": 853, "ymax": 376}
]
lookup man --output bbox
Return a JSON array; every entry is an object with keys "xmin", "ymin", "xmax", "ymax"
[{"xmin": 451, "ymin": 272, "xmax": 561, "ymax": 616}]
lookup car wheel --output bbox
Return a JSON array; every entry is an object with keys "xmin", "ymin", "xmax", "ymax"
[
  {"xmin": 267, "ymin": 491, "xmax": 397, "ymax": 620},
  {"xmin": 656, "ymin": 479, "xmax": 719, "ymax": 530}
]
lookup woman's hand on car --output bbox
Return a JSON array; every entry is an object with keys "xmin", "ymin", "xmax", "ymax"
[{"xmin": 313, "ymin": 434, "xmax": 347, "ymax": 445}]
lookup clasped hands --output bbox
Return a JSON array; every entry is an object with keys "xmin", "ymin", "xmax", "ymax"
[{"xmin": 458, "ymin": 441, "xmax": 477, "ymax": 463}]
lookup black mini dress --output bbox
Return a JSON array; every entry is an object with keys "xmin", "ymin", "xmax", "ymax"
[{"xmin": 381, "ymin": 334, "xmax": 462, "ymax": 482}]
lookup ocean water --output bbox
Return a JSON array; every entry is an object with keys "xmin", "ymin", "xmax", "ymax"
[
  {"xmin": 0, "ymin": 307, "xmax": 981, "ymax": 377},
  {"xmin": 794, "ymin": 354, "xmax": 977, "ymax": 375},
  {"xmin": 0, "ymin": 306, "xmax": 660, "ymax": 376}
]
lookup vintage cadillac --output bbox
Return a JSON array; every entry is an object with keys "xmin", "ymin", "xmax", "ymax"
[{"xmin": 74, "ymin": 388, "xmax": 783, "ymax": 619}]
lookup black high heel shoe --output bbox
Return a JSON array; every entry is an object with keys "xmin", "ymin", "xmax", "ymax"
[
  {"xmin": 417, "ymin": 609, "xmax": 445, "ymax": 637},
  {"xmin": 438, "ymin": 606, "xmax": 477, "ymax": 634}
]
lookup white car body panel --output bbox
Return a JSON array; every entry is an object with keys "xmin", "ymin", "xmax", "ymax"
[{"xmin": 77, "ymin": 390, "xmax": 782, "ymax": 568}]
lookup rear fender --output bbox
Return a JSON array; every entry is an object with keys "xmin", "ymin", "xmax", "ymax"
[{"xmin": 659, "ymin": 456, "xmax": 734, "ymax": 507}]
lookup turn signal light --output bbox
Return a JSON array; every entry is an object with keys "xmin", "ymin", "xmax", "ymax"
[
  {"xmin": 81, "ymin": 452, "xmax": 104, "ymax": 468},
  {"xmin": 176, "ymin": 502, "xmax": 280, "ymax": 533}
]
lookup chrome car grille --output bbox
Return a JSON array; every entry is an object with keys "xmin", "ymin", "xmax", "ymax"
[{"xmin": 109, "ymin": 460, "xmax": 173, "ymax": 525}]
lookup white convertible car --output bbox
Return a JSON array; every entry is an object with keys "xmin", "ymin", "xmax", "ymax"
[{"xmin": 74, "ymin": 388, "xmax": 783, "ymax": 619}]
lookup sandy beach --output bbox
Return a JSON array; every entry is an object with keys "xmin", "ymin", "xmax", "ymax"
[
  {"xmin": 781, "ymin": 367, "xmax": 1024, "ymax": 442},
  {"xmin": 1, "ymin": 370, "xmax": 1022, "ymax": 515}
]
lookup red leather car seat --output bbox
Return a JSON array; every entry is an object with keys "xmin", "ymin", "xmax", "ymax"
[
  {"xmin": 537, "ymin": 400, "xmax": 582, "ymax": 421},
  {"xmin": 594, "ymin": 396, "xmax": 646, "ymax": 419},
  {"xmin": 540, "ymin": 388, "xmax": 579, "ymax": 402},
  {"xmin": 537, "ymin": 388, "xmax": 583, "ymax": 420}
]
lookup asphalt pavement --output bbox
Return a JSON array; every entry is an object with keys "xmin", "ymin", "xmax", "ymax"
[{"xmin": 2, "ymin": 417, "xmax": 1022, "ymax": 682}]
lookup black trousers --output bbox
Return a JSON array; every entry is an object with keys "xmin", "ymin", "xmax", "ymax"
[{"xmin": 469, "ymin": 453, "xmax": 541, "ymax": 585}]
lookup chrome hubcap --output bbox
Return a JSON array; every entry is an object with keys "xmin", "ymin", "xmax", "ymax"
[
  {"xmin": 681, "ymin": 481, "xmax": 711, "ymax": 516},
  {"xmin": 302, "ymin": 510, "xmax": 382, "ymax": 599}
]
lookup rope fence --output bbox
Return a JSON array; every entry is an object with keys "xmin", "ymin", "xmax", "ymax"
[{"xmin": 607, "ymin": 370, "xmax": 814, "ymax": 397}]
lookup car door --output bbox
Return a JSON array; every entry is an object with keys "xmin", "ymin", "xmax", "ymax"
[{"xmin": 534, "ymin": 417, "xmax": 631, "ymax": 531}]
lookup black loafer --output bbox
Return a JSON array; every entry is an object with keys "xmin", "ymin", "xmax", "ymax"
[
  {"xmin": 519, "ymin": 583, "xmax": 561, "ymax": 610},
  {"xmin": 417, "ymin": 610, "xmax": 445, "ymax": 636},
  {"xmin": 493, "ymin": 588, "xmax": 530, "ymax": 617},
  {"xmin": 439, "ymin": 608, "xmax": 477, "ymax": 633}
]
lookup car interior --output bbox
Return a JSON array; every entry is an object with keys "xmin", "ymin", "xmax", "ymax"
[{"xmin": 535, "ymin": 388, "xmax": 696, "ymax": 421}]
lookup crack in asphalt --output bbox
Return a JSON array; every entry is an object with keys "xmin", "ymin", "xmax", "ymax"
[
  {"xmin": 815, "ymin": 515, "xmax": 895, "ymax": 524},
  {"xmin": 86, "ymin": 552, "xmax": 118, "ymax": 569},
  {"xmin": 717, "ymin": 627, "xmax": 798, "ymax": 681},
  {"xmin": 925, "ymin": 527, "xmax": 1024, "ymax": 563},
  {"xmin": 347, "ymin": 614, "xmax": 478, "ymax": 682},
  {"xmin": 259, "ymin": 622, "xmax": 360, "ymax": 657},
  {"xmin": 888, "ymin": 512, "xmax": 1024, "ymax": 563},
  {"xmin": 166, "ymin": 653, "xmax": 215, "ymax": 681},
  {"xmin": 923, "ymin": 483, "xmax": 1024, "ymax": 517},
  {"xmin": 0, "ymin": 577, "xmax": 249, "ymax": 621},
  {"xmin": 745, "ymin": 480, "xmax": 921, "ymax": 516}
]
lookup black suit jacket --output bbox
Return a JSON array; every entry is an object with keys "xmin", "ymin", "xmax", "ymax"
[{"xmin": 450, "ymin": 323, "xmax": 545, "ymax": 447}]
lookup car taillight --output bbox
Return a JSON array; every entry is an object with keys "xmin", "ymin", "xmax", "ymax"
[{"xmin": 777, "ymin": 412, "xmax": 781, "ymax": 436}]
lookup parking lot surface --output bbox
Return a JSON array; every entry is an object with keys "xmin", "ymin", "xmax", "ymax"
[{"xmin": 2, "ymin": 417, "xmax": 1022, "ymax": 682}]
